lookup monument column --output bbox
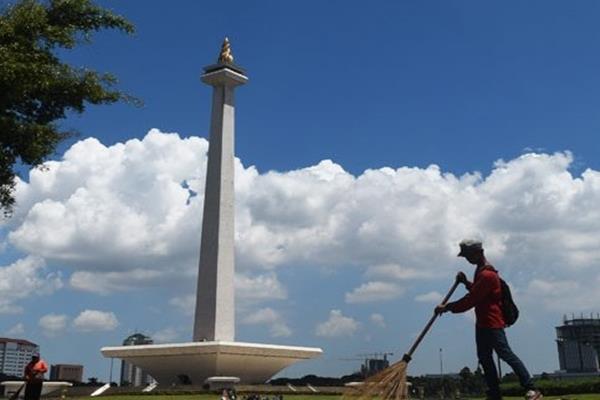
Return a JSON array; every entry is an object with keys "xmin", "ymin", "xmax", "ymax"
[{"xmin": 194, "ymin": 38, "xmax": 248, "ymax": 342}]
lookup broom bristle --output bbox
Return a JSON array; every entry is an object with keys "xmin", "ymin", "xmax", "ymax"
[{"xmin": 342, "ymin": 360, "xmax": 409, "ymax": 400}]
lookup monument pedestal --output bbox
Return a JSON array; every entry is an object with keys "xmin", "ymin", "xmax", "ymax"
[{"xmin": 101, "ymin": 341, "xmax": 321, "ymax": 385}]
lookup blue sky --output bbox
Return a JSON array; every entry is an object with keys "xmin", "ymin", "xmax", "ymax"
[{"xmin": 3, "ymin": 0, "xmax": 600, "ymax": 383}]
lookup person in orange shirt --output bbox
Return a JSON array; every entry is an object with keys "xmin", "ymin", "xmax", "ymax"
[{"xmin": 23, "ymin": 354, "xmax": 48, "ymax": 400}]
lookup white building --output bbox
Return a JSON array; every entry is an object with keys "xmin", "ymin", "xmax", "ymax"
[
  {"xmin": 119, "ymin": 334, "xmax": 154, "ymax": 386},
  {"xmin": 556, "ymin": 316, "xmax": 600, "ymax": 373},
  {"xmin": 0, "ymin": 338, "xmax": 38, "ymax": 377}
]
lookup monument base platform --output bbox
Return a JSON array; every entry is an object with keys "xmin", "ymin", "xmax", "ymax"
[{"xmin": 101, "ymin": 341, "xmax": 322, "ymax": 385}]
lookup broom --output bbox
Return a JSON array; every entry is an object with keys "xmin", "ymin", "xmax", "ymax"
[
  {"xmin": 344, "ymin": 279, "xmax": 460, "ymax": 400},
  {"xmin": 9, "ymin": 383, "xmax": 25, "ymax": 400}
]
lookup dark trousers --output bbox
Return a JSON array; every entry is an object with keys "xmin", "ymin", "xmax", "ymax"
[
  {"xmin": 476, "ymin": 328, "xmax": 534, "ymax": 399},
  {"xmin": 24, "ymin": 380, "xmax": 43, "ymax": 400}
]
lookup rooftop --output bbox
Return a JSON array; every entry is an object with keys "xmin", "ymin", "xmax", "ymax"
[{"xmin": 0, "ymin": 337, "xmax": 38, "ymax": 347}]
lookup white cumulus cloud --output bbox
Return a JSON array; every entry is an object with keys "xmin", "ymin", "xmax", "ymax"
[
  {"xmin": 152, "ymin": 327, "xmax": 181, "ymax": 343},
  {"xmin": 345, "ymin": 281, "xmax": 403, "ymax": 304},
  {"xmin": 72, "ymin": 310, "xmax": 118, "ymax": 332},
  {"xmin": 5, "ymin": 323, "xmax": 25, "ymax": 336},
  {"xmin": 241, "ymin": 307, "xmax": 292, "ymax": 338},
  {"xmin": 365, "ymin": 264, "xmax": 434, "ymax": 281},
  {"xmin": 9, "ymin": 131, "xmax": 209, "ymax": 292},
  {"xmin": 370, "ymin": 313, "xmax": 386, "ymax": 328},
  {"xmin": 315, "ymin": 309, "xmax": 359, "ymax": 338},
  {"xmin": 0, "ymin": 256, "xmax": 62, "ymax": 314},
  {"xmin": 235, "ymin": 273, "xmax": 287, "ymax": 302},
  {"xmin": 169, "ymin": 294, "xmax": 196, "ymax": 316},
  {"xmin": 39, "ymin": 313, "xmax": 68, "ymax": 336},
  {"xmin": 525, "ymin": 278, "xmax": 600, "ymax": 312},
  {"xmin": 3, "ymin": 131, "xmax": 600, "ymax": 316},
  {"xmin": 415, "ymin": 291, "xmax": 443, "ymax": 303},
  {"xmin": 169, "ymin": 272, "xmax": 288, "ymax": 316},
  {"xmin": 70, "ymin": 269, "xmax": 164, "ymax": 294}
]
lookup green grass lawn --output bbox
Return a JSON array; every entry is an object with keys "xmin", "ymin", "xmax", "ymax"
[
  {"xmin": 475, "ymin": 397, "xmax": 600, "ymax": 400},
  {"xmin": 77, "ymin": 395, "xmax": 600, "ymax": 400}
]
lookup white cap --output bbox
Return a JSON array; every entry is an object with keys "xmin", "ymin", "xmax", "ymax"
[{"xmin": 457, "ymin": 239, "xmax": 483, "ymax": 257}]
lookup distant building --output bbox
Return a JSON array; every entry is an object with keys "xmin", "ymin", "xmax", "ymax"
[
  {"xmin": 556, "ymin": 315, "xmax": 600, "ymax": 373},
  {"xmin": 423, "ymin": 373, "xmax": 462, "ymax": 380},
  {"xmin": 352, "ymin": 354, "xmax": 393, "ymax": 377},
  {"xmin": 50, "ymin": 364, "xmax": 83, "ymax": 382},
  {"xmin": 361, "ymin": 358, "xmax": 390, "ymax": 377},
  {"xmin": 0, "ymin": 338, "xmax": 39, "ymax": 377},
  {"xmin": 120, "ymin": 333, "xmax": 154, "ymax": 386}
]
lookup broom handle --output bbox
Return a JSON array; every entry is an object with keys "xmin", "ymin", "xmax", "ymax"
[
  {"xmin": 9, "ymin": 383, "xmax": 25, "ymax": 400},
  {"xmin": 402, "ymin": 280, "xmax": 460, "ymax": 363}
]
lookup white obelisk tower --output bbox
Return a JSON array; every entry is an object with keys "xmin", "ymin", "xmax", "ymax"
[
  {"xmin": 193, "ymin": 38, "xmax": 248, "ymax": 342},
  {"xmin": 102, "ymin": 41, "xmax": 321, "ymax": 385}
]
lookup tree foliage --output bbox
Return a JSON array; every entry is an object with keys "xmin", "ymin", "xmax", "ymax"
[
  {"xmin": 0, "ymin": 0, "xmax": 134, "ymax": 212},
  {"xmin": 502, "ymin": 377, "xmax": 600, "ymax": 396}
]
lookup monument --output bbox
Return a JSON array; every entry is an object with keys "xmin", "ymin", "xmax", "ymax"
[
  {"xmin": 101, "ymin": 39, "xmax": 322, "ymax": 385},
  {"xmin": 193, "ymin": 38, "xmax": 242, "ymax": 342}
]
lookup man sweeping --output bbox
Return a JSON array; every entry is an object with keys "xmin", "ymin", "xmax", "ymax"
[
  {"xmin": 435, "ymin": 239, "xmax": 542, "ymax": 400},
  {"xmin": 23, "ymin": 353, "xmax": 48, "ymax": 400}
]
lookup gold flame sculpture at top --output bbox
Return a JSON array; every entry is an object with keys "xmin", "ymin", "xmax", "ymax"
[{"xmin": 218, "ymin": 37, "xmax": 234, "ymax": 64}]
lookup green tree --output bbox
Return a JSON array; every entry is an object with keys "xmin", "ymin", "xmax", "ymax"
[
  {"xmin": 459, "ymin": 366, "xmax": 472, "ymax": 380},
  {"xmin": 0, "ymin": 0, "xmax": 134, "ymax": 212},
  {"xmin": 502, "ymin": 371, "xmax": 519, "ymax": 383}
]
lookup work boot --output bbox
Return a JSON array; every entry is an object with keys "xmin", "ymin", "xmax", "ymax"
[{"xmin": 525, "ymin": 390, "xmax": 543, "ymax": 400}]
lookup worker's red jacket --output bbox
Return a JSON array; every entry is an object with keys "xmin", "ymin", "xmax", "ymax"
[
  {"xmin": 447, "ymin": 265, "xmax": 505, "ymax": 329},
  {"xmin": 24, "ymin": 359, "xmax": 48, "ymax": 381}
]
